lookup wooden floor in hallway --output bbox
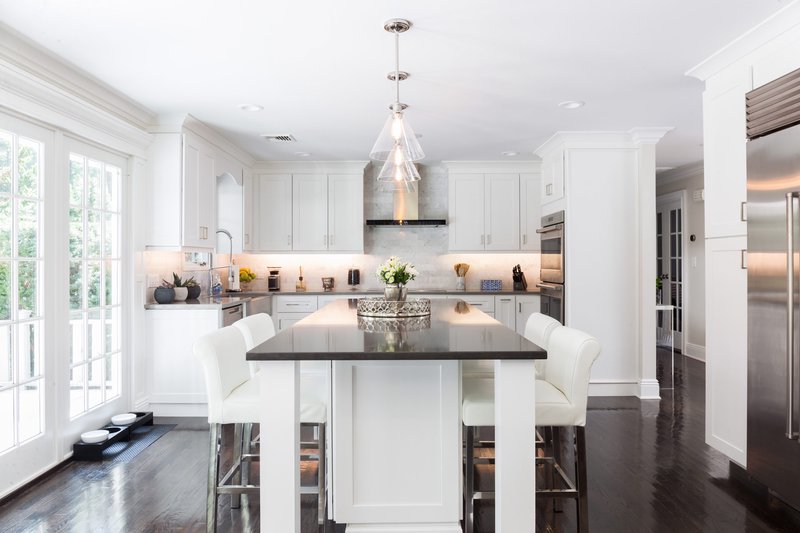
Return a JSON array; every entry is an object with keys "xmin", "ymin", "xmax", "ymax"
[{"xmin": 1, "ymin": 350, "xmax": 799, "ymax": 532}]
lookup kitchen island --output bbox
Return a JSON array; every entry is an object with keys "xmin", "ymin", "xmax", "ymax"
[{"xmin": 247, "ymin": 298, "xmax": 546, "ymax": 532}]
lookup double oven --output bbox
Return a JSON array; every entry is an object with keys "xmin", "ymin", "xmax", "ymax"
[{"xmin": 536, "ymin": 210, "xmax": 565, "ymax": 324}]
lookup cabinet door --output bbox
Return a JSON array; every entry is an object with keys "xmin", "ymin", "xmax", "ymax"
[
  {"xmin": 242, "ymin": 172, "xmax": 255, "ymax": 252},
  {"xmin": 541, "ymin": 152, "xmax": 564, "ymax": 206},
  {"xmin": 703, "ymin": 69, "xmax": 750, "ymax": 238},
  {"xmin": 182, "ymin": 134, "xmax": 205, "ymax": 248},
  {"xmin": 485, "ymin": 174, "xmax": 520, "ymax": 251},
  {"xmin": 515, "ymin": 295, "xmax": 541, "ymax": 334},
  {"xmin": 705, "ymin": 236, "xmax": 747, "ymax": 465},
  {"xmin": 257, "ymin": 174, "xmax": 293, "ymax": 251},
  {"xmin": 293, "ymin": 174, "xmax": 328, "ymax": 251},
  {"xmin": 328, "ymin": 174, "xmax": 363, "ymax": 252},
  {"xmin": 520, "ymin": 172, "xmax": 541, "ymax": 251},
  {"xmin": 448, "ymin": 174, "xmax": 485, "ymax": 251},
  {"xmin": 494, "ymin": 295, "xmax": 516, "ymax": 330}
]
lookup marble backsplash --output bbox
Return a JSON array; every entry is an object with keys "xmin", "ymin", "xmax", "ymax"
[{"xmin": 143, "ymin": 162, "xmax": 540, "ymax": 298}]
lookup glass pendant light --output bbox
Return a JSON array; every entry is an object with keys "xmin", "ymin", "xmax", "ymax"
[{"xmin": 370, "ymin": 19, "xmax": 424, "ymax": 191}]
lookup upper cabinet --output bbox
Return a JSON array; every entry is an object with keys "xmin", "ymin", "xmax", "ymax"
[
  {"xmin": 246, "ymin": 163, "xmax": 366, "ymax": 253},
  {"xmin": 446, "ymin": 163, "xmax": 540, "ymax": 252},
  {"xmin": 540, "ymin": 151, "xmax": 565, "ymax": 207},
  {"xmin": 144, "ymin": 116, "xmax": 252, "ymax": 251}
]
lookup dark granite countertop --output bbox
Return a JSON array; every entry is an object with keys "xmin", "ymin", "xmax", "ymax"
[{"xmin": 246, "ymin": 299, "xmax": 546, "ymax": 362}]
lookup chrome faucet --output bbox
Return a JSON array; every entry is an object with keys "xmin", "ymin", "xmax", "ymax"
[{"xmin": 208, "ymin": 229, "xmax": 234, "ymax": 295}]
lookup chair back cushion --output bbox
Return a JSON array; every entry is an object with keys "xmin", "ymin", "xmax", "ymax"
[
  {"xmin": 232, "ymin": 313, "xmax": 276, "ymax": 350},
  {"xmin": 524, "ymin": 313, "xmax": 561, "ymax": 377},
  {"xmin": 544, "ymin": 326, "xmax": 601, "ymax": 420},
  {"xmin": 193, "ymin": 326, "xmax": 251, "ymax": 423}
]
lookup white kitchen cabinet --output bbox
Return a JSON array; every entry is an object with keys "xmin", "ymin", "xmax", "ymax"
[
  {"xmin": 494, "ymin": 295, "xmax": 516, "ymax": 330},
  {"xmin": 703, "ymin": 67, "xmax": 751, "ymax": 239},
  {"xmin": 145, "ymin": 130, "xmax": 216, "ymax": 249},
  {"xmin": 242, "ymin": 172, "xmax": 255, "ymax": 252},
  {"xmin": 293, "ymin": 174, "xmax": 328, "ymax": 251},
  {"xmin": 328, "ymin": 174, "xmax": 364, "ymax": 252},
  {"xmin": 448, "ymin": 174, "xmax": 485, "ymax": 251},
  {"xmin": 146, "ymin": 308, "xmax": 223, "ymax": 416},
  {"xmin": 248, "ymin": 171, "xmax": 364, "ymax": 253},
  {"xmin": 705, "ymin": 236, "xmax": 747, "ymax": 465},
  {"xmin": 485, "ymin": 174, "xmax": 520, "ymax": 251},
  {"xmin": 274, "ymin": 294, "xmax": 318, "ymax": 332},
  {"xmin": 448, "ymin": 173, "xmax": 520, "ymax": 252},
  {"xmin": 257, "ymin": 174, "xmax": 293, "ymax": 251},
  {"xmin": 540, "ymin": 151, "xmax": 565, "ymax": 207},
  {"xmin": 515, "ymin": 294, "xmax": 541, "ymax": 334},
  {"xmin": 520, "ymin": 173, "xmax": 542, "ymax": 251}
]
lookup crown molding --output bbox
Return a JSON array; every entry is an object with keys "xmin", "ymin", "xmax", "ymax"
[
  {"xmin": 0, "ymin": 24, "xmax": 155, "ymax": 130},
  {"xmin": 442, "ymin": 161, "xmax": 541, "ymax": 174},
  {"xmin": 252, "ymin": 161, "xmax": 369, "ymax": 174},
  {"xmin": 629, "ymin": 127, "xmax": 673, "ymax": 145},
  {"xmin": 686, "ymin": 2, "xmax": 800, "ymax": 81},
  {"xmin": 656, "ymin": 160, "xmax": 704, "ymax": 186}
]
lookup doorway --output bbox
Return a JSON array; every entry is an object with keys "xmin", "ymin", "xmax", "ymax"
[{"xmin": 656, "ymin": 191, "xmax": 687, "ymax": 350}]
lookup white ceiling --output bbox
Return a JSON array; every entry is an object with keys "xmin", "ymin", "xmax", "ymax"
[{"xmin": 0, "ymin": 0, "xmax": 792, "ymax": 167}]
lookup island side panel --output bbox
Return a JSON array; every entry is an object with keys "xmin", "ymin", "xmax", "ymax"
[{"xmin": 332, "ymin": 360, "xmax": 461, "ymax": 530}]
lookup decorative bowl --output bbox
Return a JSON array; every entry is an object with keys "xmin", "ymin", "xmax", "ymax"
[
  {"xmin": 111, "ymin": 413, "xmax": 136, "ymax": 425},
  {"xmin": 81, "ymin": 429, "xmax": 110, "ymax": 444}
]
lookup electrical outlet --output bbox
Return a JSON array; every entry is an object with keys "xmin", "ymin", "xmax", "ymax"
[{"xmin": 691, "ymin": 256, "xmax": 697, "ymax": 268}]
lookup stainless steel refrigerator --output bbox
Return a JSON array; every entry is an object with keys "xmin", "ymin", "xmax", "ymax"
[{"xmin": 746, "ymin": 68, "xmax": 800, "ymax": 512}]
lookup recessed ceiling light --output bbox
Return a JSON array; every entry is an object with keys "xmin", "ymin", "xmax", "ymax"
[
  {"xmin": 238, "ymin": 104, "xmax": 263, "ymax": 112},
  {"xmin": 295, "ymin": 151, "xmax": 312, "ymax": 157},
  {"xmin": 501, "ymin": 151, "xmax": 518, "ymax": 157},
  {"xmin": 558, "ymin": 100, "xmax": 585, "ymax": 110}
]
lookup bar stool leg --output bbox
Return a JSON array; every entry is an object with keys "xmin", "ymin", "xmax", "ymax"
[
  {"xmin": 576, "ymin": 426, "xmax": 589, "ymax": 533},
  {"xmin": 317, "ymin": 422, "xmax": 326, "ymax": 528},
  {"xmin": 464, "ymin": 425, "xmax": 475, "ymax": 533},
  {"xmin": 207, "ymin": 423, "xmax": 220, "ymax": 533},
  {"xmin": 552, "ymin": 426, "xmax": 563, "ymax": 513},
  {"xmin": 242, "ymin": 422, "xmax": 253, "ymax": 500},
  {"xmin": 232, "ymin": 423, "xmax": 244, "ymax": 509}
]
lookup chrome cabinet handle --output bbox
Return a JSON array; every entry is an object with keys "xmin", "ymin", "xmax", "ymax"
[
  {"xmin": 741, "ymin": 250, "xmax": 747, "ymax": 270},
  {"xmin": 480, "ymin": 234, "xmax": 485, "ymax": 245},
  {"xmin": 323, "ymin": 234, "xmax": 327, "ymax": 246},
  {"xmin": 518, "ymin": 302, "xmax": 522, "ymax": 313},
  {"xmin": 487, "ymin": 234, "xmax": 492, "ymax": 245},
  {"xmin": 329, "ymin": 234, "xmax": 334, "ymax": 246},
  {"xmin": 787, "ymin": 192, "xmax": 798, "ymax": 439},
  {"xmin": 741, "ymin": 201, "xmax": 747, "ymax": 222},
  {"xmin": 522, "ymin": 234, "xmax": 527, "ymax": 245},
  {"xmin": 287, "ymin": 235, "xmax": 291, "ymax": 246}
]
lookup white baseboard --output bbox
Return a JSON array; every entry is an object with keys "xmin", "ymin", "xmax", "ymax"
[
  {"xmin": 637, "ymin": 379, "xmax": 662, "ymax": 400},
  {"xmin": 588, "ymin": 380, "xmax": 640, "ymax": 397},
  {"xmin": 684, "ymin": 342, "xmax": 706, "ymax": 362},
  {"xmin": 149, "ymin": 403, "xmax": 208, "ymax": 417}
]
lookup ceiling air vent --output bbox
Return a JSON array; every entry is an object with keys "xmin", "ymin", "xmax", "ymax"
[{"xmin": 261, "ymin": 134, "xmax": 296, "ymax": 142}]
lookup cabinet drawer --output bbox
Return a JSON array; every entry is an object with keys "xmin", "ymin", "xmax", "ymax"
[
  {"xmin": 275, "ymin": 295, "xmax": 318, "ymax": 313},
  {"xmin": 450, "ymin": 295, "xmax": 495, "ymax": 313}
]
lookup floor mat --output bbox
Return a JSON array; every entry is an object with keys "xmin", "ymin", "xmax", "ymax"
[{"xmin": 102, "ymin": 424, "xmax": 176, "ymax": 463}]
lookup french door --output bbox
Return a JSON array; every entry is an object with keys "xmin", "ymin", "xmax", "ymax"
[
  {"xmin": 0, "ymin": 115, "xmax": 129, "ymax": 498},
  {"xmin": 656, "ymin": 192, "xmax": 685, "ymax": 349},
  {"xmin": 0, "ymin": 113, "xmax": 54, "ymax": 495}
]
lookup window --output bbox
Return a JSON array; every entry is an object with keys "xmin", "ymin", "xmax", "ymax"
[
  {"xmin": 68, "ymin": 152, "xmax": 121, "ymax": 418},
  {"xmin": 0, "ymin": 128, "xmax": 44, "ymax": 453}
]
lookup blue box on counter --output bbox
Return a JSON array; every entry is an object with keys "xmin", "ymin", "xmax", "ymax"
[{"xmin": 480, "ymin": 279, "xmax": 502, "ymax": 291}]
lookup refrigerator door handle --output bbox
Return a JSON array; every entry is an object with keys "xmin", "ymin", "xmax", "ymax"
[{"xmin": 787, "ymin": 192, "xmax": 799, "ymax": 439}]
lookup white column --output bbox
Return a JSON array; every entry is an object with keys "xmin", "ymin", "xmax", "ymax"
[
  {"xmin": 630, "ymin": 127, "xmax": 672, "ymax": 399},
  {"xmin": 494, "ymin": 359, "xmax": 537, "ymax": 531},
  {"xmin": 260, "ymin": 360, "xmax": 301, "ymax": 533}
]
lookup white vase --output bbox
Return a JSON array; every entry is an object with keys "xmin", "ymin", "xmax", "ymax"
[
  {"xmin": 455, "ymin": 277, "xmax": 466, "ymax": 291},
  {"xmin": 174, "ymin": 287, "xmax": 188, "ymax": 301}
]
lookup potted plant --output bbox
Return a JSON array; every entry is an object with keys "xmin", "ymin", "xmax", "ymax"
[
  {"xmin": 376, "ymin": 256, "xmax": 418, "ymax": 301},
  {"xmin": 154, "ymin": 280, "xmax": 175, "ymax": 304},
  {"xmin": 171, "ymin": 273, "xmax": 189, "ymax": 301},
  {"xmin": 185, "ymin": 276, "xmax": 201, "ymax": 300}
]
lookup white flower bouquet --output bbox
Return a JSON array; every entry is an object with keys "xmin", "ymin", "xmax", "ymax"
[{"xmin": 376, "ymin": 256, "xmax": 418, "ymax": 286}]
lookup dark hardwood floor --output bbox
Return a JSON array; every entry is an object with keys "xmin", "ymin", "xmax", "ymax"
[{"xmin": 1, "ymin": 350, "xmax": 799, "ymax": 532}]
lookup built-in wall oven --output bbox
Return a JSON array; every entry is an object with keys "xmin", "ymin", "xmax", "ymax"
[{"xmin": 536, "ymin": 210, "xmax": 565, "ymax": 323}]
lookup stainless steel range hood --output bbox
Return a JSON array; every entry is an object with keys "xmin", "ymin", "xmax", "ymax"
[{"xmin": 366, "ymin": 188, "xmax": 447, "ymax": 227}]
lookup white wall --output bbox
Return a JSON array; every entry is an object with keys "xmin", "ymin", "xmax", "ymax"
[{"xmin": 657, "ymin": 163, "xmax": 706, "ymax": 360}]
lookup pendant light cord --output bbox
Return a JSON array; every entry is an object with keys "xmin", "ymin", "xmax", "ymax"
[{"xmin": 395, "ymin": 30, "xmax": 400, "ymax": 105}]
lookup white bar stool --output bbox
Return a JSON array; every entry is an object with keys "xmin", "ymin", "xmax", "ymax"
[{"xmin": 462, "ymin": 325, "xmax": 601, "ymax": 533}]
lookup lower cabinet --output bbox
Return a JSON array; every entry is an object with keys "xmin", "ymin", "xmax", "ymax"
[
  {"xmin": 146, "ymin": 308, "xmax": 222, "ymax": 416},
  {"xmin": 274, "ymin": 294, "xmax": 319, "ymax": 332},
  {"xmin": 515, "ymin": 294, "xmax": 541, "ymax": 334}
]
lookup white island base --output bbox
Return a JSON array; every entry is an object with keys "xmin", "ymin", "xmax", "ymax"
[{"xmin": 258, "ymin": 358, "xmax": 536, "ymax": 533}]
